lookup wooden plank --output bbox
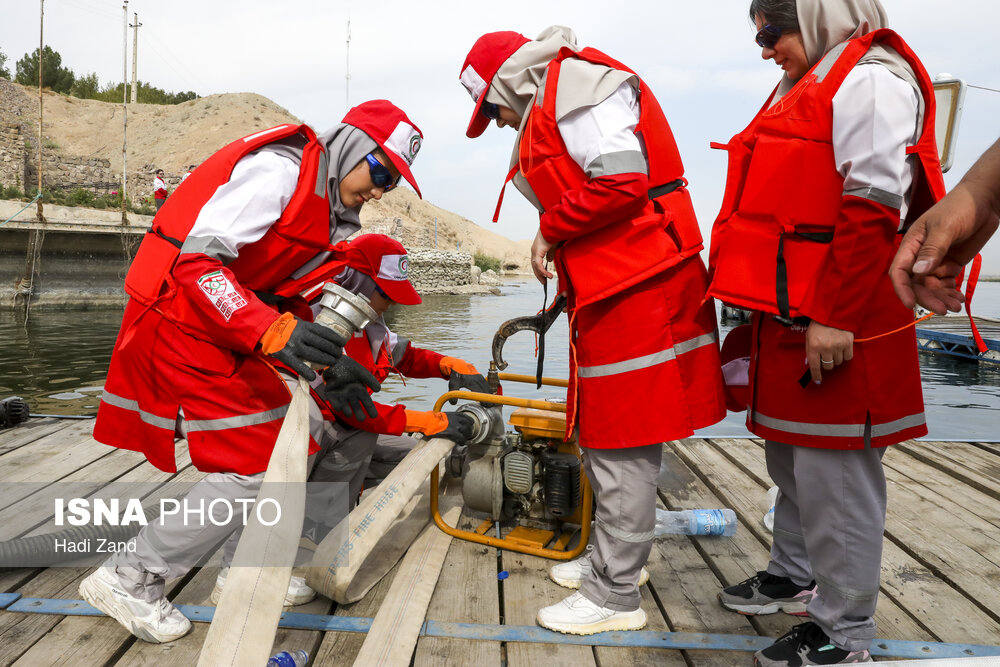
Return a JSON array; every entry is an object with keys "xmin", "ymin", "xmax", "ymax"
[
  {"xmin": 895, "ymin": 441, "xmax": 1000, "ymax": 502},
  {"xmin": 0, "ymin": 566, "xmax": 96, "ymax": 666},
  {"xmin": 0, "ymin": 463, "xmax": 206, "ymax": 664},
  {"xmin": 0, "ymin": 448, "xmax": 148, "ymax": 541},
  {"xmin": 885, "ymin": 445, "xmax": 1000, "ymax": 530},
  {"xmin": 353, "ymin": 500, "xmax": 463, "ymax": 666},
  {"xmin": 311, "ymin": 562, "xmax": 400, "ymax": 664},
  {"xmin": 644, "ymin": 497, "xmax": 747, "ymax": 667},
  {"xmin": 501, "ymin": 550, "xmax": 596, "ymax": 667},
  {"xmin": 658, "ymin": 442, "xmax": 795, "ymax": 644},
  {"xmin": 0, "ymin": 419, "xmax": 74, "ymax": 455},
  {"xmin": 414, "ymin": 510, "xmax": 502, "ymax": 666},
  {"xmin": 0, "ymin": 427, "xmax": 116, "ymax": 511},
  {"xmin": 671, "ymin": 439, "xmax": 935, "ymax": 644}
]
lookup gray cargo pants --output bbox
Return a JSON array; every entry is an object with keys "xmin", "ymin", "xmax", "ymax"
[
  {"xmin": 107, "ymin": 381, "xmax": 379, "ymax": 602},
  {"xmin": 765, "ymin": 434, "xmax": 887, "ymax": 652},
  {"xmin": 578, "ymin": 443, "xmax": 662, "ymax": 612}
]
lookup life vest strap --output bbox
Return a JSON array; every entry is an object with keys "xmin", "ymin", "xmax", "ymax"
[{"xmin": 648, "ymin": 178, "xmax": 685, "ymax": 201}]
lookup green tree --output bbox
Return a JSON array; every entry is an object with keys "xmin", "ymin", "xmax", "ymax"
[
  {"xmin": 71, "ymin": 71, "xmax": 100, "ymax": 99},
  {"xmin": 15, "ymin": 46, "xmax": 74, "ymax": 93},
  {"xmin": 0, "ymin": 49, "xmax": 10, "ymax": 80}
]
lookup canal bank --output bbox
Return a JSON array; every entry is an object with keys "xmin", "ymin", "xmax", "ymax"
[{"xmin": 0, "ymin": 200, "xmax": 511, "ymax": 310}]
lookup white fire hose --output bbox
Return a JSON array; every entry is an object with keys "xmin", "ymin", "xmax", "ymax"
[{"xmin": 197, "ymin": 376, "xmax": 311, "ymax": 667}]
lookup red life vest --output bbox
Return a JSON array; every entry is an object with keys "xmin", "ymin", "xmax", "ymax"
[
  {"xmin": 508, "ymin": 46, "xmax": 705, "ymax": 309},
  {"xmin": 504, "ymin": 48, "xmax": 726, "ymax": 446},
  {"xmin": 125, "ymin": 124, "xmax": 348, "ymax": 324},
  {"xmin": 707, "ymin": 29, "xmax": 945, "ymax": 319},
  {"xmin": 95, "ymin": 124, "xmax": 353, "ymax": 474}
]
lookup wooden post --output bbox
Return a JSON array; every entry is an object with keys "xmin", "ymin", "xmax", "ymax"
[{"xmin": 36, "ymin": 0, "xmax": 44, "ymax": 222}]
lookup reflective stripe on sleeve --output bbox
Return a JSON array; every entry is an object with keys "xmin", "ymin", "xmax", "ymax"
[
  {"xmin": 844, "ymin": 186, "xmax": 904, "ymax": 209},
  {"xmin": 577, "ymin": 331, "xmax": 718, "ymax": 379},
  {"xmin": 586, "ymin": 150, "xmax": 648, "ymax": 178},
  {"xmin": 753, "ymin": 410, "xmax": 925, "ymax": 439}
]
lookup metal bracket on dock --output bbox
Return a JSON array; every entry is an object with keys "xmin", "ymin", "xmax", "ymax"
[{"xmin": 4, "ymin": 597, "xmax": 1000, "ymax": 659}]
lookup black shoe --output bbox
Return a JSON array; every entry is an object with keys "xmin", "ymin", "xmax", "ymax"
[
  {"xmin": 718, "ymin": 570, "xmax": 816, "ymax": 616},
  {"xmin": 754, "ymin": 621, "xmax": 872, "ymax": 666}
]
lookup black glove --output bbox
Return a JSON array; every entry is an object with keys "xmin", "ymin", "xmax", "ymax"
[
  {"xmin": 321, "ymin": 355, "xmax": 381, "ymax": 421},
  {"xmin": 437, "ymin": 411, "xmax": 476, "ymax": 445},
  {"xmin": 261, "ymin": 313, "xmax": 347, "ymax": 380},
  {"xmin": 447, "ymin": 372, "xmax": 492, "ymax": 404}
]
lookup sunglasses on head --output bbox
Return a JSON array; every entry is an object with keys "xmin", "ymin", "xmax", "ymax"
[
  {"xmin": 364, "ymin": 153, "xmax": 399, "ymax": 191},
  {"xmin": 480, "ymin": 101, "xmax": 500, "ymax": 120},
  {"xmin": 755, "ymin": 24, "xmax": 782, "ymax": 49}
]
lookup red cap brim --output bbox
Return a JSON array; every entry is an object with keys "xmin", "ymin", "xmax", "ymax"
[
  {"xmin": 378, "ymin": 278, "xmax": 422, "ymax": 306},
  {"xmin": 466, "ymin": 96, "xmax": 490, "ymax": 139},
  {"xmin": 381, "ymin": 151, "xmax": 422, "ymax": 199}
]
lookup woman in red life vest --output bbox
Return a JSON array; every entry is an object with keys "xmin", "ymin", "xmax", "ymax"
[
  {"xmin": 460, "ymin": 26, "xmax": 726, "ymax": 635},
  {"xmin": 708, "ymin": 1, "xmax": 945, "ymax": 664},
  {"xmin": 79, "ymin": 101, "xmax": 457, "ymax": 645}
]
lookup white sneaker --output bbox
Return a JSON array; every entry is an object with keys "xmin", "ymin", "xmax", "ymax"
[
  {"xmin": 210, "ymin": 568, "xmax": 316, "ymax": 607},
  {"xmin": 549, "ymin": 545, "xmax": 650, "ymax": 590},
  {"xmin": 537, "ymin": 591, "xmax": 647, "ymax": 635},
  {"xmin": 79, "ymin": 567, "xmax": 191, "ymax": 644}
]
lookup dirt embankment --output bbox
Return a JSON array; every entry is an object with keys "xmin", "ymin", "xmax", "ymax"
[{"xmin": 0, "ymin": 80, "xmax": 530, "ymax": 271}]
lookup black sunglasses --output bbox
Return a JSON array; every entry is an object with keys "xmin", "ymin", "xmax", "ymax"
[
  {"xmin": 755, "ymin": 24, "xmax": 782, "ymax": 49},
  {"xmin": 364, "ymin": 153, "xmax": 399, "ymax": 191},
  {"xmin": 374, "ymin": 283, "xmax": 390, "ymax": 300},
  {"xmin": 481, "ymin": 101, "xmax": 500, "ymax": 120}
]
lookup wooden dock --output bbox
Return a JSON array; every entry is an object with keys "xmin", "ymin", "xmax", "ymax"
[
  {"xmin": 1, "ymin": 417, "xmax": 1000, "ymax": 664},
  {"xmin": 916, "ymin": 315, "xmax": 1000, "ymax": 363}
]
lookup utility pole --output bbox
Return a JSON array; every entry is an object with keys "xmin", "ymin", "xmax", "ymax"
[
  {"xmin": 36, "ymin": 0, "xmax": 44, "ymax": 221},
  {"xmin": 121, "ymin": 0, "xmax": 128, "ymax": 224},
  {"xmin": 129, "ymin": 12, "xmax": 141, "ymax": 104},
  {"xmin": 345, "ymin": 19, "xmax": 351, "ymax": 109}
]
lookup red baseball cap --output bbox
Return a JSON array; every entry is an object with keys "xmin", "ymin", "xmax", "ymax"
[
  {"xmin": 459, "ymin": 31, "xmax": 530, "ymax": 138},
  {"xmin": 346, "ymin": 234, "xmax": 422, "ymax": 305},
  {"xmin": 341, "ymin": 100, "xmax": 424, "ymax": 198},
  {"xmin": 720, "ymin": 325, "xmax": 752, "ymax": 412}
]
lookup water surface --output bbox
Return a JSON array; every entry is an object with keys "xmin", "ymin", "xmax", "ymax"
[{"xmin": 1, "ymin": 280, "xmax": 997, "ymax": 441}]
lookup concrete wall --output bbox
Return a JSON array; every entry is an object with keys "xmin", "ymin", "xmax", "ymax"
[
  {"xmin": 0, "ymin": 121, "xmax": 116, "ymax": 194},
  {"xmin": 355, "ymin": 224, "xmax": 474, "ymax": 290}
]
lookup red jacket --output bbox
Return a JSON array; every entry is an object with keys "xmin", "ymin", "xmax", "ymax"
[
  {"xmin": 95, "ymin": 124, "xmax": 349, "ymax": 474},
  {"xmin": 708, "ymin": 30, "xmax": 943, "ymax": 448},
  {"xmin": 514, "ymin": 48, "xmax": 725, "ymax": 447},
  {"xmin": 329, "ymin": 328, "xmax": 448, "ymax": 435}
]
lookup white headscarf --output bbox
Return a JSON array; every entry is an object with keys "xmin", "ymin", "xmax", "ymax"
[
  {"xmin": 772, "ymin": 0, "xmax": 919, "ymax": 111},
  {"xmin": 485, "ymin": 25, "xmax": 638, "ymax": 211}
]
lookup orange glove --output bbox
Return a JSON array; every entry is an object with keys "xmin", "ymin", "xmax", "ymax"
[
  {"xmin": 439, "ymin": 356, "xmax": 479, "ymax": 376},
  {"xmin": 440, "ymin": 357, "xmax": 491, "ymax": 403},
  {"xmin": 404, "ymin": 410, "xmax": 476, "ymax": 444},
  {"xmin": 259, "ymin": 312, "xmax": 345, "ymax": 380}
]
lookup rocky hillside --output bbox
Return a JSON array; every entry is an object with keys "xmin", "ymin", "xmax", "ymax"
[{"xmin": 0, "ymin": 80, "xmax": 530, "ymax": 271}]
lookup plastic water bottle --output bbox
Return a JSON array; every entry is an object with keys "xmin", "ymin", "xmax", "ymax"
[
  {"xmin": 655, "ymin": 508, "xmax": 738, "ymax": 536},
  {"xmin": 267, "ymin": 649, "xmax": 309, "ymax": 667},
  {"xmin": 763, "ymin": 486, "xmax": 779, "ymax": 532}
]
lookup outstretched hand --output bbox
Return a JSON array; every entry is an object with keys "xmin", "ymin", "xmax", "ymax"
[{"xmin": 321, "ymin": 356, "xmax": 381, "ymax": 421}]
